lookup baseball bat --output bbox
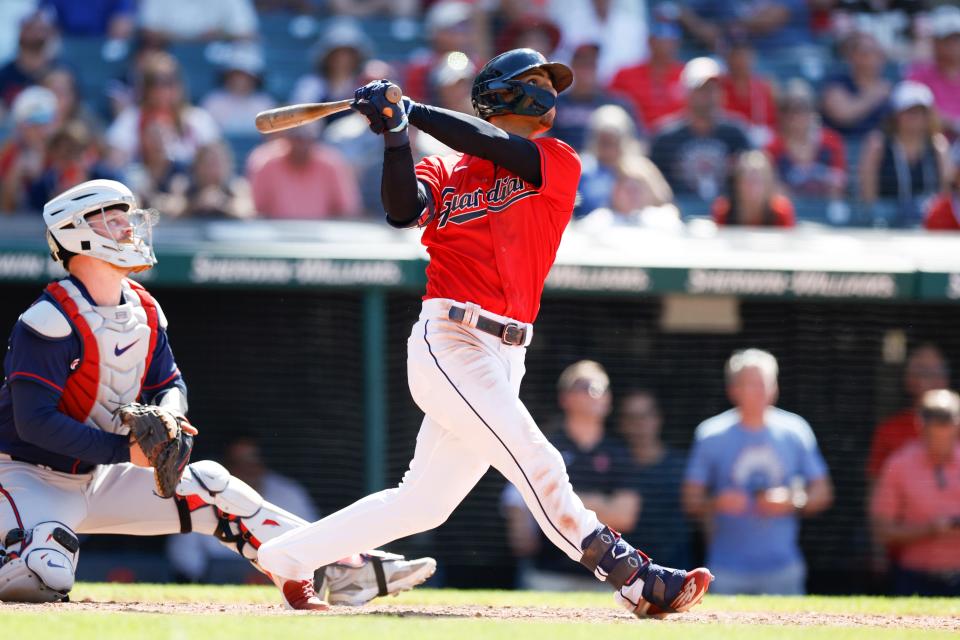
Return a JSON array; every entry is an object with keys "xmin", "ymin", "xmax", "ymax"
[{"xmin": 255, "ymin": 84, "xmax": 403, "ymax": 134}]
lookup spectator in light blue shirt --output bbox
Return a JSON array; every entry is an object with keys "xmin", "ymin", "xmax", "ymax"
[{"xmin": 681, "ymin": 349, "xmax": 834, "ymax": 595}]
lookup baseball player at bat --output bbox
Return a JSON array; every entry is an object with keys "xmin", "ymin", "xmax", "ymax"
[
  {"xmin": 0, "ymin": 180, "xmax": 436, "ymax": 608},
  {"xmin": 258, "ymin": 48, "xmax": 713, "ymax": 617}
]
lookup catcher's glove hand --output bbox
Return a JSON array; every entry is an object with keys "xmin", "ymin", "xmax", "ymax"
[{"xmin": 117, "ymin": 403, "xmax": 194, "ymax": 498}]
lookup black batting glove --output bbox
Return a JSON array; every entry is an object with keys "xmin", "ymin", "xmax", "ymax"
[{"xmin": 351, "ymin": 79, "xmax": 412, "ymax": 136}]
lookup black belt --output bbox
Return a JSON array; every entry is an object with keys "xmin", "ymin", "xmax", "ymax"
[{"xmin": 448, "ymin": 305, "xmax": 528, "ymax": 346}]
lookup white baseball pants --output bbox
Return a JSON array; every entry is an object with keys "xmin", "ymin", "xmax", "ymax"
[
  {"xmin": 0, "ymin": 459, "xmax": 223, "ymax": 538},
  {"xmin": 259, "ymin": 299, "xmax": 601, "ymax": 580}
]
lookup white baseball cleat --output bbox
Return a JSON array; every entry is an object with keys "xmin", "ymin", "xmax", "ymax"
[{"xmin": 324, "ymin": 551, "xmax": 437, "ymax": 606}]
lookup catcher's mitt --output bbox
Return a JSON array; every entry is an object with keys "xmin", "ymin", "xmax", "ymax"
[{"xmin": 117, "ymin": 403, "xmax": 194, "ymax": 498}]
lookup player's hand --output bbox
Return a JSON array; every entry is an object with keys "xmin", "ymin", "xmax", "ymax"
[
  {"xmin": 129, "ymin": 439, "xmax": 152, "ymax": 467},
  {"xmin": 755, "ymin": 486, "xmax": 796, "ymax": 517},
  {"xmin": 713, "ymin": 489, "xmax": 749, "ymax": 515},
  {"xmin": 351, "ymin": 79, "xmax": 412, "ymax": 134}
]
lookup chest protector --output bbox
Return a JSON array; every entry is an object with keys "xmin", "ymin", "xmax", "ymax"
[{"xmin": 44, "ymin": 278, "xmax": 159, "ymax": 434}]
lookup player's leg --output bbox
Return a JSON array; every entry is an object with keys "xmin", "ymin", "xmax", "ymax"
[
  {"xmin": 77, "ymin": 461, "xmax": 328, "ymax": 609},
  {"xmin": 0, "ymin": 462, "xmax": 86, "ymax": 602},
  {"xmin": 258, "ymin": 416, "xmax": 489, "ymax": 580},
  {"xmin": 409, "ymin": 317, "xmax": 712, "ymax": 616},
  {"xmin": 79, "ymin": 461, "xmax": 435, "ymax": 608}
]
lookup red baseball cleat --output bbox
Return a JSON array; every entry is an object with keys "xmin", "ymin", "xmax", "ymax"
[
  {"xmin": 274, "ymin": 576, "xmax": 329, "ymax": 611},
  {"xmin": 617, "ymin": 565, "xmax": 714, "ymax": 618}
]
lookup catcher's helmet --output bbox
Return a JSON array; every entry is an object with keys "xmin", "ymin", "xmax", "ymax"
[
  {"xmin": 471, "ymin": 48, "xmax": 573, "ymax": 120},
  {"xmin": 43, "ymin": 179, "xmax": 157, "ymax": 272}
]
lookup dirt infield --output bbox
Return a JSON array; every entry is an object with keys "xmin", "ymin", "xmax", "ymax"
[{"xmin": 3, "ymin": 601, "xmax": 958, "ymax": 630}]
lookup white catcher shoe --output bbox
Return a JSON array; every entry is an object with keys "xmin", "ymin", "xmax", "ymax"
[{"xmin": 323, "ymin": 551, "xmax": 437, "ymax": 606}]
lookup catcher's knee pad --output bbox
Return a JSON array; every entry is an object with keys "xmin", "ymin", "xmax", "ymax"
[
  {"xmin": 0, "ymin": 521, "xmax": 80, "ymax": 602},
  {"xmin": 176, "ymin": 460, "xmax": 263, "ymax": 517},
  {"xmin": 175, "ymin": 461, "xmax": 302, "ymax": 562},
  {"xmin": 579, "ymin": 525, "xmax": 648, "ymax": 590}
]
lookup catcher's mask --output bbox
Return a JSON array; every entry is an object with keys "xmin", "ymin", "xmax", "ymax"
[
  {"xmin": 43, "ymin": 179, "xmax": 158, "ymax": 273},
  {"xmin": 471, "ymin": 48, "xmax": 573, "ymax": 120}
]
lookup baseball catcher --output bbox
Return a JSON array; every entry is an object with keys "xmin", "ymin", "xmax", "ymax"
[{"xmin": 0, "ymin": 179, "xmax": 435, "ymax": 608}]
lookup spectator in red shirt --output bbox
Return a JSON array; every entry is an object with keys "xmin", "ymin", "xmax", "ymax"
[
  {"xmin": 247, "ymin": 124, "xmax": 361, "ymax": 220},
  {"xmin": 868, "ymin": 344, "xmax": 951, "ymax": 480},
  {"xmin": 607, "ymin": 17, "xmax": 684, "ymax": 132},
  {"xmin": 712, "ymin": 150, "xmax": 795, "ymax": 227},
  {"xmin": 870, "ymin": 389, "xmax": 960, "ymax": 597},
  {"xmin": 765, "ymin": 78, "xmax": 847, "ymax": 201},
  {"xmin": 925, "ymin": 172, "xmax": 960, "ymax": 230},
  {"xmin": 720, "ymin": 34, "xmax": 777, "ymax": 148}
]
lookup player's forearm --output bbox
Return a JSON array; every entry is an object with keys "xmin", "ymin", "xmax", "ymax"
[
  {"xmin": 408, "ymin": 104, "xmax": 542, "ymax": 186},
  {"xmin": 11, "ymin": 380, "xmax": 131, "ymax": 464},
  {"xmin": 381, "ymin": 143, "xmax": 431, "ymax": 227},
  {"xmin": 152, "ymin": 381, "xmax": 189, "ymax": 417}
]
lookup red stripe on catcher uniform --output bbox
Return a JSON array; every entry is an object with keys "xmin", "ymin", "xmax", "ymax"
[
  {"xmin": 0, "ymin": 482, "xmax": 24, "ymax": 530},
  {"xmin": 127, "ymin": 280, "xmax": 159, "ymax": 398},
  {"xmin": 8, "ymin": 371, "xmax": 65, "ymax": 393},
  {"xmin": 45, "ymin": 282, "xmax": 100, "ymax": 423},
  {"xmin": 238, "ymin": 521, "xmax": 262, "ymax": 549},
  {"xmin": 141, "ymin": 368, "xmax": 180, "ymax": 391},
  {"xmin": 185, "ymin": 495, "xmax": 207, "ymax": 511}
]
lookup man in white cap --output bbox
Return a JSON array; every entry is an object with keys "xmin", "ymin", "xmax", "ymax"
[
  {"xmin": 907, "ymin": 5, "xmax": 960, "ymax": 136},
  {"xmin": 649, "ymin": 57, "xmax": 751, "ymax": 204},
  {"xmin": 0, "ymin": 85, "xmax": 57, "ymax": 212}
]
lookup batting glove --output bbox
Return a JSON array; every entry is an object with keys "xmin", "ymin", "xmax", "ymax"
[{"xmin": 351, "ymin": 80, "xmax": 412, "ymax": 135}]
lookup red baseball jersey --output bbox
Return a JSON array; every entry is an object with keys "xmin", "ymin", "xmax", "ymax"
[{"xmin": 414, "ymin": 136, "xmax": 580, "ymax": 324}]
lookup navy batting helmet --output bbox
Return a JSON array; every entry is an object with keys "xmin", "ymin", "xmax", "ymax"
[{"xmin": 471, "ymin": 48, "xmax": 573, "ymax": 120}]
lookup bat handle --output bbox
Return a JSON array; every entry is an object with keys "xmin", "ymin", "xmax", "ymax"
[{"xmin": 381, "ymin": 84, "xmax": 403, "ymax": 119}]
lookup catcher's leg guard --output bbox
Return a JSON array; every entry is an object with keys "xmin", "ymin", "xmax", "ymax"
[
  {"xmin": 174, "ymin": 461, "xmax": 327, "ymax": 611},
  {"xmin": 0, "ymin": 521, "xmax": 80, "ymax": 602},
  {"xmin": 174, "ymin": 460, "xmax": 305, "ymax": 562}
]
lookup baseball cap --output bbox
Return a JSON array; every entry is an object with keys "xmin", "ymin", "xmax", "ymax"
[
  {"xmin": 313, "ymin": 17, "xmax": 374, "ymax": 65},
  {"xmin": 681, "ymin": 57, "xmax": 723, "ymax": 91},
  {"xmin": 557, "ymin": 360, "xmax": 610, "ymax": 397},
  {"xmin": 222, "ymin": 43, "xmax": 264, "ymax": 77},
  {"xmin": 919, "ymin": 389, "xmax": 960, "ymax": 424},
  {"xmin": 11, "ymin": 85, "xmax": 57, "ymax": 126},
  {"xmin": 426, "ymin": 1, "xmax": 472, "ymax": 37},
  {"xmin": 931, "ymin": 6, "xmax": 960, "ymax": 39},
  {"xmin": 890, "ymin": 81, "xmax": 934, "ymax": 112}
]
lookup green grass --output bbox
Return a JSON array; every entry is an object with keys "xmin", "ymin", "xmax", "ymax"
[{"xmin": 0, "ymin": 584, "xmax": 956, "ymax": 640}]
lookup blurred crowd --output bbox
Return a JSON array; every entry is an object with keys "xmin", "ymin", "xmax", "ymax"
[
  {"xmin": 496, "ymin": 346, "xmax": 960, "ymax": 597},
  {"xmin": 1, "ymin": 1, "xmax": 960, "ymax": 229}
]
